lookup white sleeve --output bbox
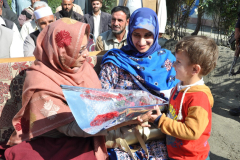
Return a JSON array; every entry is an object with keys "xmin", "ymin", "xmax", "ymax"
[
  {"xmin": 157, "ymin": 0, "xmax": 167, "ymax": 33},
  {"xmin": 20, "ymin": 23, "xmax": 29, "ymax": 41},
  {"xmin": 10, "ymin": 31, "xmax": 24, "ymax": 58},
  {"xmin": 13, "ymin": 23, "xmax": 23, "ymax": 42},
  {"xmin": 23, "ymin": 35, "xmax": 35, "ymax": 57}
]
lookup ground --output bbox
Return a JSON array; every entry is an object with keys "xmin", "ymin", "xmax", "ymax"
[{"xmin": 206, "ymin": 46, "xmax": 240, "ymax": 160}]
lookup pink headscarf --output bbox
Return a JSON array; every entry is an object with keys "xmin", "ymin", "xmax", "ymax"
[{"xmin": 8, "ymin": 18, "xmax": 107, "ymax": 159}]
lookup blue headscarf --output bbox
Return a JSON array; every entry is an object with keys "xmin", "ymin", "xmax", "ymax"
[
  {"xmin": 101, "ymin": 8, "xmax": 178, "ymax": 98},
  {"xmin": 121, "ymin": 7, "xmax": 161, "ymax": 58}
]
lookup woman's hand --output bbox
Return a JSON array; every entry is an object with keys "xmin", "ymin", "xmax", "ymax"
[{"xmin": 137, "ymin": 105, "xmax": 162, "ymax": 127}]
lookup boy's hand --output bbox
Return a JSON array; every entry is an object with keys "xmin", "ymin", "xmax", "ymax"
[{"xmin": 137, "ymin": 105, "xmax": 162, "ymax": 127}]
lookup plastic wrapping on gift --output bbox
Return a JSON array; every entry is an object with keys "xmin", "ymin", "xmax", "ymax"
[{"xmin": 61, "ymin": 85, "xmax": 168, "ymax": 134}]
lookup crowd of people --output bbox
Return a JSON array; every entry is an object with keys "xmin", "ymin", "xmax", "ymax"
[
  {"xmin": 0, "ymin": 0, "xmax": 167, "ymax": 58},
  {"xmin": 0, "ymin": 0, "xmax": 239, "ymax": 160}
]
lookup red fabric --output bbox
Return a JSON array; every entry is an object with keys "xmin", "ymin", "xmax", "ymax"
[
  {"xmin": 0, "ymin": 141, "xmax": 10, "ymax": 160},
  {"xmin": 5, "ymin": 137, "xmax": 97, "ymax": 160},
  {"xmin": 167, "ymin": 87, "xmax": 212, "ymax": 160}
]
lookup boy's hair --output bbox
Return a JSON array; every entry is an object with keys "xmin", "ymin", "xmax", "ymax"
[{"xmin": 175, "ymin": 35, "xmax": 219, "ymax": 75}]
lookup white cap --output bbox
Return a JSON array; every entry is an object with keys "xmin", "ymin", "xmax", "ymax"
[{"xmin": 34, "ymin": 7, "xmax": 53, "ymax": 20}]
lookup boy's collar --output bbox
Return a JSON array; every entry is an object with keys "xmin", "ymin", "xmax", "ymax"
[{"xmin": 177, "ymin": 78, "xmax": 204, "ymax": 91}]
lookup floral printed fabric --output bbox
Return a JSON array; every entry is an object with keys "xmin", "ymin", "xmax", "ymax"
[
  {"xmin": 110, "ymin": 140, "xmax": 169, "ymax": 160},
  {"xmin": 99, "ymin": 63, "xmax": 141, "ymax": 90},
  {"xmin": 134, "ymin": 140, "xmax": 169, "ymax": 160},
  {"xmin": 0, "ymin": 57, "xmax": 97, "ymax": 143},
  {"xmin": 40, "ymin": 99, "xmax": 60, "ymax": 120},
  {"xmin": 0, "ymin": 61, "xmax": 32, "ymax": 143}
]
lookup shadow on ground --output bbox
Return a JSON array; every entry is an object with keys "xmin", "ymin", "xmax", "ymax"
[{"xmin": 210, "ymin": 152, "xmax": 230, "ymax": 160}]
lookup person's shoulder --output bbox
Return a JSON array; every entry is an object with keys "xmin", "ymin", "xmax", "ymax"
[
  {"xmin": 72, "ymin": 11, "xmax": 84, "ymax": 20},
  {"xmin": 30, "ymin": 29, "xmax": 40, "ymax": 36},
  {"xmin": 73, "ymin": 4, "xmax": 82, "ymax": 10},
  {"xmin": 73, "ymin": 10, "xmax": 82, "ymax": 16},
  {"xmin": 187, "ymin": 84, "xmax": 214, "ymax": 107},
  {"xmin": 101, "ymin": 11, "xmax": 111, "ymax": 17},
  {"xmin": 54, "ymin": 11, "xmax": 60, "ymax": 16},
  {"xmin": 84, "ymin": 12, "xmax": 93, "ymax": 17},
  {"xmin": 99, "ymin": 30, "xmax": 111, "ymax": 38},
  {"xmin": 54, "ymin": 12, "xmax": 61, "ymax": 18},
  {"xmin": 159, "ymin": 48, "xmax": 176, "ymax": 59},
  {"xmin": 2, "ymin": 8, "xmax": 16, "ymax": 17}
]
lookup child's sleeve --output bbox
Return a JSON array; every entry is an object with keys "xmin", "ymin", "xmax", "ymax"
[{"xmin": 157, "ymin": 93, "xmax": 211, "ymax": 140}]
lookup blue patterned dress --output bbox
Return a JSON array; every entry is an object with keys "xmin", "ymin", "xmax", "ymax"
[{"xmin": 99, "ymin": 7, "xmax": 178, "ymax": 160}]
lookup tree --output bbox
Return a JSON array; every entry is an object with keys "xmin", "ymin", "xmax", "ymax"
[{"xmin": 192, "ymin": 0, "xmax": 240, "ymax": 36}]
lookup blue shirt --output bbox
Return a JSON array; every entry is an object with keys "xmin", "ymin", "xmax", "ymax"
[{"xmin": 11, "ymin": 0, "xmax": 31, "ymax": 17}]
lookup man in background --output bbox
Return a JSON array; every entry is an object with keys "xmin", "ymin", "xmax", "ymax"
[
  {"xmin": 18, "ymin": 0, "xmax": 41, "ymax": 27},
  {"xmin": 95, "ymin": 6, "xmax": 129, "ymax": 51},
  {"xmin": 2, "ymin": 0, "xmax": 10, "ymax": 9},
  {"xmin": 84, "ymin": 0, "xmax": 111, "ymax": 39},
  {"xmin": 55, "ymin": 0, "xmax": 84, "ymax": 22},
  {"xmin": 11, "ymin": 0, "xmax": 31, "ymax": 17},
  {"xmin": 20, "ymin": 1, "xmax": 50, "ymax": 41},
  {"xmin": 56, "ymin": 0, "xmax": 83, "ymax": 15},
  {"xmin": 0, "ymin": 25, "xmax": 23, "ymax": 58},
  {"xmin": 119, "ymin": 0, "xmax": 167, "ymax": 38},
  {"xmin": 0, "ymin": 0, "xmax": 21, "ymax": 30},
  {"xmin": 23, "ymin": 1, "xmax": 55, "ymax": 57}
]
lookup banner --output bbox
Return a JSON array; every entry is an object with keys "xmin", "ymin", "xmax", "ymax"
[{"xmin": 61, "ymin": 85, "xmax": 167, "ymax": 134}]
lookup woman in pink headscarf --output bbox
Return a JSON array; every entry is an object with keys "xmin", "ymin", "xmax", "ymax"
[{"xmin": 5, "ymin": 18, "xmax": 108, "ymax": 160}]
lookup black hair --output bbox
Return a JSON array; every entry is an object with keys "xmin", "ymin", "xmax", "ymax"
[{"xmin": 111, "ymin": 6, "xmax": 130, "ymax": 20}]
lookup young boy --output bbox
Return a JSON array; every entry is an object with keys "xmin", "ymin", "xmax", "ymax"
[{"xmin": 139, "ymin": 35, "xmax": 219, "ymax": 160}]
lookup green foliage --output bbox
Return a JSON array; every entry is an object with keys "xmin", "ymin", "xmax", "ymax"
[
  {"xmin": 48, "ymin": 0, "xmax": 62, "ymax": 13},
  {"xmin": 201, "ymin": 0, "xmax": 240, "ymax": 32},
  {"xmin": 102, "ymin": 0, "xmax": 116, "ymax": 14},
  {"xmin": 7, "ymin": 0, "xmax": 11, "ymax": 7}
]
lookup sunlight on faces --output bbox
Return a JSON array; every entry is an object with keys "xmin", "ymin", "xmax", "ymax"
[
  {"xmin": 132, "ymin": 28, "xmax": 154, "ymax": 53},
  {"xmin": 111, "ymin": 11, "xmax": 129, "ymax": 35},
  {"xmin": 71, "ymin": 34, "xmax": 89, "ymax": 68},
  {"xmin": 173, "ymin": 50, "xmax": 194, "ymax": 85},
  {"xmin": 36, "ymin": 15, "xmax": 54, "ymax": 31},
  {"xmin": 92, "ymin": 1, "xmax": 102, "ymax": 13},
  {"xmin": 62, "ymin": 0, "xmax": 73, "ymax": 12}
]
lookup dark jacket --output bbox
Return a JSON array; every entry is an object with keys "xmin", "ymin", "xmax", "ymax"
[
  {"xmin": 84, "ymin": 11, "xmax": 111, "ymax": 37},
  {"xmin": 55, "ymin": 10, "xmax": 84, "ymax": 22},
  {"xmin": 1, "ymin": 7, "xmax": 21, "ymax": 31},
  {"xmin": 1, "ymin": 17, "xmax": 14, "ymax": 29},
  {"xmin": 3, "ymin": 0, "xmax": 10, "ymax": 9},
  {"xmin": 30, "ymin": 30, "xmax": 40, "ymax": 46}
]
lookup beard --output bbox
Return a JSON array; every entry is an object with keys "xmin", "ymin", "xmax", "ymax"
[
  {"xmin": 61, "ymin": 6, "xmax": 73, "ymax": 17},
  {"xmin": 112, "ymin": 25, "xmax": 126, "ymax": 35},
  {"xmin": 93, "ymin": 7, "xmax": 100, "ymax": 13}
]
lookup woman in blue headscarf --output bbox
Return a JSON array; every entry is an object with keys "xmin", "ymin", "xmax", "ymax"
[
  {"xmin": 99, "ymin": 7, "xmax": 178, "ymax": 159},
  {"xmin": 99, "ymin": 7, "xmax": 178, "ymax": 100}
]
